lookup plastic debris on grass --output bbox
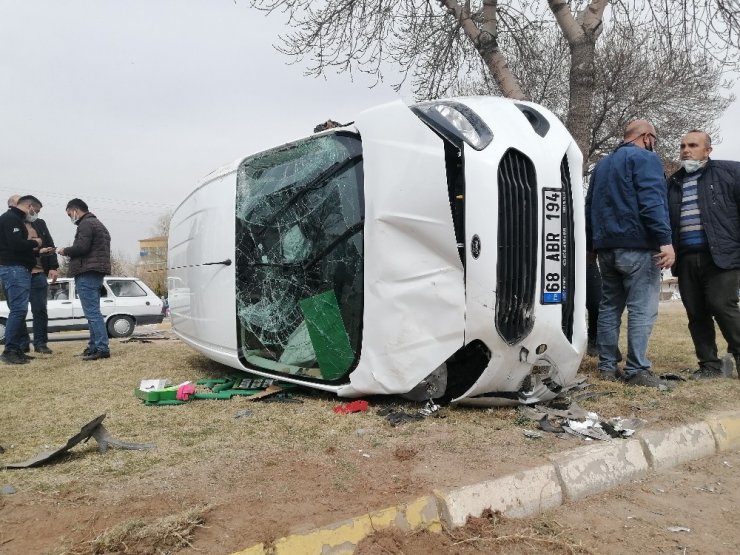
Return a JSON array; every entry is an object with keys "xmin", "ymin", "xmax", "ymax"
[
  {"xmin": 2, "ymin": 414, "xmax": 155, "ymax": 469},
  {"xmin": 519, "ymin": 404, "xmax": 645, "ymax": 441}
]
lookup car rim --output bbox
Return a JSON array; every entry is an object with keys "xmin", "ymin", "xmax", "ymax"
[{"xmin": 114, "ymin": 318, "xmax": 132, "ymax": 335}]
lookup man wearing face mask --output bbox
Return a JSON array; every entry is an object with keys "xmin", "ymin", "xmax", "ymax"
[
  {"xmin": 5, "ymin": 195, "xmax": 59, "ymax": 355},
  {"xmin": 585, "ymin": 119, "xmax": 675, "ymax": 387},
  {"xmin": 667, "ymin": 130, "xmax": 740, "ymax": 380},
  {"xmin": 56, "ymin": 199, "xmax": 112, "ymax": 360},
  {"xmin": 0, "ymin": 195, "xmax": 45, "ymax": 364}
]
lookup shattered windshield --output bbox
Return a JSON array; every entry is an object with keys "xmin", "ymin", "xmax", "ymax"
[{"xmin": 235, "ymin": 133, "xmax": 364, "ymax": 383}]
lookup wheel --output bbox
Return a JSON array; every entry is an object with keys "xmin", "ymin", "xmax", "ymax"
[{"xmin": 107, "ymin": 315, "xmax": 135, "ymax": 338}]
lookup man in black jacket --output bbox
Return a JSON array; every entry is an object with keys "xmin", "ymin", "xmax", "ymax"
[
  {"xmin": 57, "ymin": 199, "xmax": 112, "ymax": 361},
  {"xmin": 0, "ymin": 195, "xmax": 45, "ymax": 364},
  {"xmin": 667, "ymin": 130, "xmax": 740, "ymax": 379},
  {"xmin": 6, "ymin": 195, "xmax": 59, "ymax": 355}
]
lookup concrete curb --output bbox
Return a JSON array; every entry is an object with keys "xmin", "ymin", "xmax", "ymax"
[{"xmin": 232, "ymin": 410, "xmax": 740, "ymax": 555}]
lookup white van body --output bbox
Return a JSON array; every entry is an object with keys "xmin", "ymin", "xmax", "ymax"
[
  {"xmin": 0, "ymin": 277, "xmax": 164, "ymax": 339},
  {"xmin": 168, "ymin": 97, "xmax": 586, "ymax": 405}
]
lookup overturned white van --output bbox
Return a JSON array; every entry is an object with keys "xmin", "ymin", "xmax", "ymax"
[{"xmin": 168, "ymin": 97, "xmax": 586, "ymax": 405}]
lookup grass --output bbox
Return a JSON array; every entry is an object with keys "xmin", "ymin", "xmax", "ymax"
[
  {"xmin": 2, "ymin": 303, "xmax": 739, "ymax": 553},
  {"xmin": 63, "ymin": 505, "xmax": 207, "ymax": 555}
]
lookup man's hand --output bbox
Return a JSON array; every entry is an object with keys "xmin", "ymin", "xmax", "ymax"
[
  {"xmin": 56, "ymin": 247, "xmax": 65, "ymax": 256},
  {"xmin": 654, "ymin": 244, "xmax": 675, "ymax": 269},
  {"xmin": 48, "ymin": 269, "xmax": 59, "ymax": 284}
]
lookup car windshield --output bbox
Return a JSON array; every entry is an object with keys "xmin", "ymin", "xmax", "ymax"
[{"xmin": 235, "ymin": 132, "xmax": 364, "ymax": 383}]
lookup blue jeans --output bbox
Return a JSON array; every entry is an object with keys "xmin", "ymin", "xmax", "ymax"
[
  {"xmin": 0, "ymin": 265, "xmax": 32, "ymax": 354},
  {"xmin": 596, "ymin": 249, "xmax": 661, "ymax": 378},
  {"xmin": 75, "ymin": 272, "xmax": 109, "ymax": 354},
  {"xmin": 18, "ymin": 272, "xmax": 50, "ymax": 350}
]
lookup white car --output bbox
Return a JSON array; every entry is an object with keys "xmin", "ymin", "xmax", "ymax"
[
  {"xmin": 168, "ymin": 97, "xmax": 586, "ymax": 405},
  {"xmin": 0, "ymin": 277, "xmax": 164, "ymax": 339}
]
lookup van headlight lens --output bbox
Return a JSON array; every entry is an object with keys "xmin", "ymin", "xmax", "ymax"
[{"xmin": 411, "ymin": 101, "xmax": 493, "ymax": 150}]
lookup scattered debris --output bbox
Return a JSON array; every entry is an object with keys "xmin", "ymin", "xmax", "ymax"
[
  {"xmin": 334, "ymin": 400, "xmax": 369, "ymax": 414},
  {"xmin": 234, "ymin": 409, "xmax": 254, "ymax": 418},
  {"xmin": 1, "ymin": 484, "xmax": 16, "ymax": 495},
  {"xmin": 667, "ymin": 526, "xmax": 691, "ymax": 533},
  {"xmin": 518, "ymin": 405, "xmax": 644, "ymax": 442},
  {"xmin": 0, "ymin": 444, "xmax": 4, "ymax": 454},
  {"xmin": 522, "ymin": 430, "xmax": 544, "ymax": 439},
  {"xmin": 355, "ymin": 428, "xmax": 372, "ymax": 436},
  {"xmin": 135, "ymin": 375, "xmax": 297, "ymax": 405},
  {"xmin": 2, "ymin": 414, "xmax": 155, "ymax": 469},
  {"xmin": 377, "ymin": 407, "xmax": 425, "ymax": 427}
]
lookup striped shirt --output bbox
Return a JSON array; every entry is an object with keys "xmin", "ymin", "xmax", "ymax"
[{"xmin": 678, "ymin": 172, "xmax": 708, "ymax": 254}]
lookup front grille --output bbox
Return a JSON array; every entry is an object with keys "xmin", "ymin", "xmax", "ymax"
[
  {"xmin": 560, "ymin": 155, "xmax": 576, "ymax": 342},
  {"xmin": 496, "ymin": 149, "xmax": 537, "ymax": 344}
]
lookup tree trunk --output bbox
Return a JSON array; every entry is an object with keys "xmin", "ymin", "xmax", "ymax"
[{"xmin": 566, "ymin": 38, "xmax": 597, "ymax": 172}]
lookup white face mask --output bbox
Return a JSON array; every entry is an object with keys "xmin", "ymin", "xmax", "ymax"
[
  {"xmin": 69, "ymin": 211, "xmax": 78, "ymax": 224},
  {"xmin": 681, "ymin": 159, "xmax": 707, "ymax": 173},
  {"xmin": 25, "ymin": 212, "xmax": 38, "ymax": 223}
]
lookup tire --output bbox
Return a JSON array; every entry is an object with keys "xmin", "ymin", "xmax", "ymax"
[{"xmin": 107, "ymin": 315, "xmax": 135, "ymax": 338}]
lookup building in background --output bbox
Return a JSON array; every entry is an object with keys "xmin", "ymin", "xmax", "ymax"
[{"xmin": 137, "ymin": 236, "xmax": 167, "ymax": 296}]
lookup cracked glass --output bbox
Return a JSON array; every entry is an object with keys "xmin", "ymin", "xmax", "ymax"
[{"xmin": 235, "ymin": 132, "xmax": 364, "ymax": 382}]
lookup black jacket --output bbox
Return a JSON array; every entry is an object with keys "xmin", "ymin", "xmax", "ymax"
[
  {"xmin": 0, "ymin": 207, "xmax": 39, "ymax": 270},
  {"xmin": 668, "ymin": 159, "xmax": 740, "ymax": 274},
  {"xmin": 65, "ymin": 212, "xmax": 111, "ymax": 276},
  {"xmin": 32, "ymin": 218, "xmax": 60, "ymax": 275}
]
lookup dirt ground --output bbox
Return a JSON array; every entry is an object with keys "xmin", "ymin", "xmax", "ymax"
[
  {"xmin": 356, "ymin": 445, "xmax": 740, "ymax": 554},
  {"xmin": 1, "ymin": 302, "xmax": 739, "ymax": 554}
]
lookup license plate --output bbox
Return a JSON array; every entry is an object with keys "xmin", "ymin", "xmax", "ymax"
[{"xmin": 541, "ymin": 188, "xmax": 565, "ymax": 304}]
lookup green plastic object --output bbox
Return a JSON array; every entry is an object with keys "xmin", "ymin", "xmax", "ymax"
[
  {"xmin": 299, "ymin": 290, "xmax": 355, "ymax": 381},
  {"xmin": 134, "ymin": 386, "xmax": 180, "ymax": 403}
]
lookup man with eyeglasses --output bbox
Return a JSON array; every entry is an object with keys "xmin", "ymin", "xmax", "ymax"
[
  {"xmin": 585, "ymin": 120, "xmax": 675, "ymax": 387},
  {"xmin": 667, "ymin": 130, "xmax": 740, "ymax": 380}
]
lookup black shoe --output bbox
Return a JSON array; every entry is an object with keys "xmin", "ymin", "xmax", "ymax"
[
  {"xmin": 624, "ymin": 371, "xmax": 667, "ymax": 388},
  {"xmin": 75, "ymin": 347, "xmax": 93, "ymax": 357},
  {"xmin": 599, "ymin": 369, "xmax": 619, "ymax": 382},
  {"xmin": 82, "ymin": 351, "xmax": 110, "ymax": 361},
  {"xmin": 691, "ymin": 366, "xmax": 723, "ymax": 380},
  {"xmin": 22, "ymin": 346, "xmax": 30, "ymax": 353},
  {"xmin": 18, "ymin": 352, "xmax": 35, "ymax": 360},
  {"xmin": 735, "ymin": 356, "xmax": 740, "ymax": 380},
  {"xmin": 1, "ymin": 352, "xmax": 30, "ymax": 365},
  {"xmin": 34, "ymin": 346, "xmax": 53, "ymax": 355}
]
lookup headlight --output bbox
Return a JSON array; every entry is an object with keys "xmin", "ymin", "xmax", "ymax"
[{"xmin": 411, "ymin": 100, "xmax": 493, "ymax": 150}]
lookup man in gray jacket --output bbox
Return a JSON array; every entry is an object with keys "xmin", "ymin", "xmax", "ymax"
[{"xmin": 56, "ymin": 199, "xmax": 112, "ymax": 360}]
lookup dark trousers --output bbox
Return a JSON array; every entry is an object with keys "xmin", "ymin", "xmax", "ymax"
[
  {"xmin": 18, "ymin": 272, "xmax": 49, "ymax": 350},
  {"xmin": 586, "ymin": 259, "xmax": 602, "ymax": 343},
  {"xmin": 678, "ymin": 252, "xmax": 740, "ymax": 369}
]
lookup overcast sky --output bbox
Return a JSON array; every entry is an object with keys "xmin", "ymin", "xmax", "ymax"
[{"xmin": 1, "ymin": 1, "xmax": 738, "ymax": 261}]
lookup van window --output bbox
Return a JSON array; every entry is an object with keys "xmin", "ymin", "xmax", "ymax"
[
  {"xmin": 108, "ymin": 280, "xmax": 147, "ymax": 297},
  {"xmin": 235, "ymin": 132, "xmax": 364, "ymax": 383}
]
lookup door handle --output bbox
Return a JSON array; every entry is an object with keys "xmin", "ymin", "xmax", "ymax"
[
  {"xmin": 103, "ymin": 300, "xmax": 114, "ymax": 303},
  {"xmin": 61, "ymin": 301, "xmax": 72, "ymax": 304}
]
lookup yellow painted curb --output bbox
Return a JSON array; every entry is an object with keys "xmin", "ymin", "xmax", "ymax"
[
  {"xmin": 706, "ymin": 412, "xmax": 740, "ymax": 451},
  {"xmin": 233, "ymin": 495, "xmax": 440, "ymax": 555},
  {"xmin": 231, "ymin": 544, "xmax": 265, "ymax": 555}
]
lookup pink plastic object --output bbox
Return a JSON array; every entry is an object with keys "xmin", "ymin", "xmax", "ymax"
[{"xmin": 176, "ymin": 383, "xmax": 197, "ymax": 401}]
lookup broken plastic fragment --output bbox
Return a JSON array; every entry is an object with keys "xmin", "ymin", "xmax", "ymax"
[
  {"xmin": 667, "ymin": 526, "xmax": 691, "ymax": 533},
  {"xmin": 333, "ymin": 400, "xmax": 369, "ymax": 414}
]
